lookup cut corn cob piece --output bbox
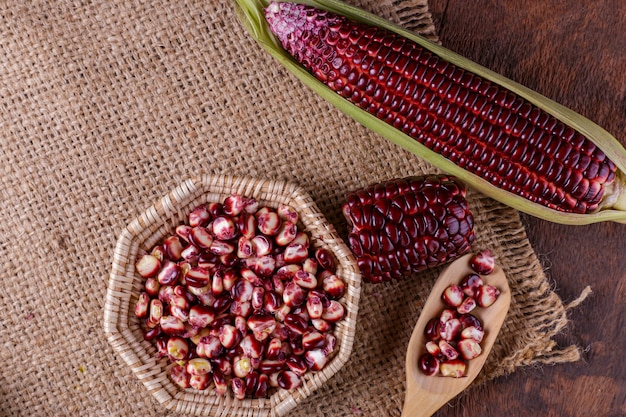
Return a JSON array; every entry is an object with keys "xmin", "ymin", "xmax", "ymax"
[
  {"xmin": 234, "ymin": 0, "xmax": 626, "ymax": 224},
  {"xmin": 343, "ymin": 175, "xmax": 475, "ymax": 283}
]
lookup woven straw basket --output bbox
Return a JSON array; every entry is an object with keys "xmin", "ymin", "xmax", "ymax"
[{"xmin": 104, "ymin": 174, "xmax": 362, "ymax": 416}]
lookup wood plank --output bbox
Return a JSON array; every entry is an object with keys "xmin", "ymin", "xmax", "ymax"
[{"xmin": 427, "ymin": 1, "xmax": 626, "ymax": 415}]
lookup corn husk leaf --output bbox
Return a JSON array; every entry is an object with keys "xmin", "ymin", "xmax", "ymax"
[{"xmin": 234, "ymin": 0, "xmax": 626, "ymax": 224}]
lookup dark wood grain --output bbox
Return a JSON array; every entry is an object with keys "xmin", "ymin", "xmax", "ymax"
[{"xmin": 427, "ymin": 1, "xmax": 626, "ymax": 416}]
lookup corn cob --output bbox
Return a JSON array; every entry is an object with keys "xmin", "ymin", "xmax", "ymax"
[
  {"xmin": 343, "ymin": 175, "xmax": 475, "ymax": 283},
  {"xmin": 234, "ymin": 0, "xmax": 626, "ymax": 224}
]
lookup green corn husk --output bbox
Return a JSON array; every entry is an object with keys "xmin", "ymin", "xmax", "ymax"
[{"xmin": 233, "ymin": 0, "xmax": 626, "ymax": 225}]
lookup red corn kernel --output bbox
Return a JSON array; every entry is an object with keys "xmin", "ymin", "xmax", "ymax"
[
  {"xmin": 186, "ymin": 358, "xmax": 212, "ymax": 376},
  {"xmin": 277, "ymin": 204, "xmax": 299, "ymax": 224},
  {"xmin": 251, "ymin": 235, "xmax": 273, "ymax": 256},
  {"xmin": 277, "ymin": 370, "xmax": 302, "ymax": 390},
  {"xmin": 148, "ymin": 299, "xmax": 164, "ymax": 327},
  {"xmin": 440, "ymin": 359, "xmax": 467, "ymax": 378},
  {"xmin": 223, "ymin": 195, "xmax": 247, "ymax": 216},
  {"xmin": 160, "ymin": 315, "xmax": 186, "ymax": 336},
  {"xmin": 157, "ymin": 260, "xmax": 181, "ymax": 286},
  {"xmin": 255, "ymin": 373, "xmax": 269, "ymax": 398},
  {"xmin": 257, "ymin": 211, "xmax": 282, "ymax": 236},
  {"xmin": 459, "ymin": 273, "xmax": 483, "ymax": 298},
  {"xmin": 170, "ymin": 365, "xmax": 191, "ymax": 389},
  {"xmin": 315, "ymin": 248, "xmax": 336, "ymax": 272},
  {"xmin": 458, "ymin": 313, "xmax": 483, "ymax": 331},
  {"xmin": 470, "ymin": 249, "xmax": 495, "ymax": 275},
  {"xmin": 321, "ymin": 300, "xmax": 345, "ymax": 323},
  {"xmin": 218, "ymin": 324, "xmax": 241, "ymax": 349},
  {"xmin": 302, "ymin": 330, "xmax": 326, "ymax": 350},
  {"xmin": 231, "ymin": 377, "xmax": 246, "ymax": 400},
  {"xmin": 188, "ymin": 204, "xmax": 211, "ymax": 227},
  {"xmin": 163, "ymin": 236, "xmax": 184, "ymax": 261},
  {"xmin": 293, "ymin": 270, "xmax": 318, "ymax": 289},
  {"xmin": 196, "ymin": 335, "xmax": 223, "ymax": 359},
  {"xmin": 166, "ymin": 336, "xmax": 189, "ymax": 361},
  {"xmin": 175, "ymin": 224, "xmax": 193, "ymax": 243},
  {"xmin": 284, "ymin": 314, "xmax": 308, "ymax": 335},
  {"xmin": 213, "ymin": 369, "xmax": 228, "ymax": 395},
  {"xmin": 283, "ymin": 282, "xmax": 305, "ymax": 307},
  {"xmin": 136, "ymin": 254, "xmax": 161, "ymax": 278},
  {"xmin": 190, "ymin": 226, "xmax": 213, "ymax": 249},
  {"xmin": 283, "ymin": 243, "xmax": 309, "ymax": 264},
  {"xmin": 286, "ymin": 355, "xmax": 308, "ymax": 376},
  {"xmin": 209, "ymin": 240, "xmax": 235, "ymax": 256},
  {"xmin": 190, "ymin": 373, "xmax": 211, "ymax": 391},
  {"xmin": 184, "ymin": 266, "xmax": 210, "ymax": 288},
  {"xmin": 475, "ymin": 284, "xmax": 500, "ymax": 307},
  {"xmin": 311, "ymin": 318, "xmax": 332, "ymax": 333},
  {"xmin": 233, "ymin": 356, "xmax": 253, "ymax": 379},
  {"xmin": 275, "ymin": 221, "xmax": 297, "ymax": 246},
  {"xmin": 425, "ymin": 340, "xmax": 441, "ymax": 357},
  {"xmin": 134, "ymin": 292, "xmax": 150, "ymax": 319},
  {"xmin": 418, "ymin": 353, "xmax": 440, "ymax": 376},
  {"xmin": 424, "ymin": 317, "xmax": 441, "ymax": 341},
  {"xmin": 322, "ymin": 274, "xmax": 346, "ymax": 299},
  {"xmin": 212, "ymin": 216, "xmax": 237, "ymax": 241},
  {"xmin": 304, "ymin": 349, "xmax": 328, "ymax": 371},
  {"xmin": 457, "ymin": 338, "xmax": 482, "ymax": 360},
  {"xmin": 442, "ymin": 284, "xmax": 465, "ymax": 307},
  {"xmin": 461, "ymin": 325, "xmax": 484, "ymax": 343},
  {"xmin": 456, "ymin": 296, "xmax": 477, "ymax": 314},
  {"xmin": 438, "ymin": 340, "xmax": 459, "ymax": 360},
  {"xmin": 439, "ymin": 318, "xmax": 462, "ymax": 341}
]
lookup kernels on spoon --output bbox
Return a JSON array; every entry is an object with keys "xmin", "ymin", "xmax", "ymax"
[{"xmin": 419, "ymin": 250, "xmax": 501, "ymax": 377}]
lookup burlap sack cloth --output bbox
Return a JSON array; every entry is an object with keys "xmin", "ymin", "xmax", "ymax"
[{"xmin": 0, "ymin": 0, "xmax": 590, "ymax": 416}]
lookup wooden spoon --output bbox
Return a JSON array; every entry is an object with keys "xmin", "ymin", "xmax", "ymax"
[{"xmin": 401, "ymin": 253, "xmax": 511, "ymax": 417}]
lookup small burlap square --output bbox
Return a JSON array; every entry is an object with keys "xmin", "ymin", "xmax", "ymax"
[{"xmin": 0, "ymin": 0, "xmax": 584, "ymax": 416}]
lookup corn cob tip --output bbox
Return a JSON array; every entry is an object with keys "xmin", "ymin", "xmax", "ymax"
[{"xmin": 605, "ymin": 171, "xmax": 626, "ymax": 211}]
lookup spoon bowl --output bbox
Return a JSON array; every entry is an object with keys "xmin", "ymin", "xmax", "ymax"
[{"xmin": 402, "ymin": 253, "xmax": 511, "ymax": 417}]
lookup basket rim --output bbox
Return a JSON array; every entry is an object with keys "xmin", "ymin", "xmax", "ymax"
[{"xmin": 103, "ymin": 174, "xmax": 362, "ymax": 417}]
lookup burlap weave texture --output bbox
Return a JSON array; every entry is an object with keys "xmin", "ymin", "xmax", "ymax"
[{"xmin": 0, "ymin": 0, "xmax": 581, "ymax": 416}]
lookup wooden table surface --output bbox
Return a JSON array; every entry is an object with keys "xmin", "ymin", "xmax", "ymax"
[{"xmin": 427, "ymin": 1, "xmax": 626, "ymax": 416}]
